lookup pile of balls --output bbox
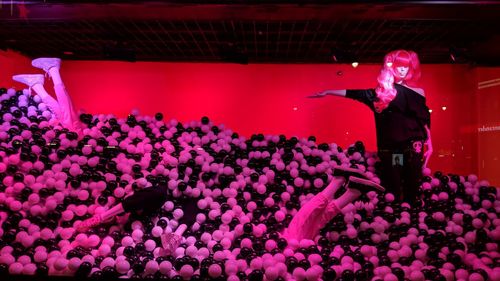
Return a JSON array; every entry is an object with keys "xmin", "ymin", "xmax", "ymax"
[{"xmin": 0, "ymin": 87, "xmax": 499, "ymax": 280}]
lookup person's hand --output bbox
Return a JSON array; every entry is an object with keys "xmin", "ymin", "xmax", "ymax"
[{"xmin": 307, "ymin": 91, "xmax": 327, "ymax": 98}]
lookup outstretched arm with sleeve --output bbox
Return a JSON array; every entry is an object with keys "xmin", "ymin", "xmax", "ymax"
[{"xmin": 308, "ymin": 89, "xmax": 347, "ymax": 98}]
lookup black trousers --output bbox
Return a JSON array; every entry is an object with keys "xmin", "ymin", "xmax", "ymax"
[
  {"xmin": 121, "ymin": 185, "xmax": 199, "ymax": 226},
  {"xmin": 377, "ymin": 140, "xmax": 424, "ymax": 204},
  {"xmin": 122, "ymin": 186, "xmax": 169, "ymax": 214}
]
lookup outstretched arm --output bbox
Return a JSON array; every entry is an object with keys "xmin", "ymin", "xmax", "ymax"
[
  {"xmin": 423, "ymin": 125, "xmax": 433, "ymax": 169},
  {"xmin": 307, "ymin": 89, "xmax": 347, "ymax": 98}
]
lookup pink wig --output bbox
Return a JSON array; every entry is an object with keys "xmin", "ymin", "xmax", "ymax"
[
  {"xmin": 374, "ymin": 69, "xmax": 397, "ymax": 113},
  {"xmin": 374, "ymin": 50, "xmax": 421, "ymax": 112}
]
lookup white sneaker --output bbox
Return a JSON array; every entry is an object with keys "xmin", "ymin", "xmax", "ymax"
[
  {"xmin": 12, "ymin": 74, "xmax": 44, "ymax": 87},
  {"xmin": 32, "ymin": 57, "xmax": 61, "ymax": 74},
  {"xmin": 161, "ymin": 232, "xmax": 182, "ymax": 253}
]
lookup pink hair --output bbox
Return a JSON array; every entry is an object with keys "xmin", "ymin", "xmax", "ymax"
[
  {"xmin": 374, "ymin": 69, "xmax": 397, "ymax": 113},
  {"xmin": 374, "ymin": 50, "xmax": 421, "ymax": 112}
]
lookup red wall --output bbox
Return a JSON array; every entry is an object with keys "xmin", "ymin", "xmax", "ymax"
[{"xmin": 1, "ymin": 50, "xmax": 497, "ymax": 185}]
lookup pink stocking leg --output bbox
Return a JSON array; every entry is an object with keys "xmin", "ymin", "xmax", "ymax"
[
  {"xmin": 320, "ymin": 177, "xmax": 345, "ymax": 199},
  {"xmin": 100, "ymin": 204, "xmax": 125, "ymax": 222},
  {"xmin": 31, "ymin": 83, "xmax": 62, "ymax": 118},
  {"xmin": 49, "ymin": 67, "xmax": 79, "ymax": 130},
  {"xmin": 333, "ymin": 188, "xmax": 362, "ymax": 210}
]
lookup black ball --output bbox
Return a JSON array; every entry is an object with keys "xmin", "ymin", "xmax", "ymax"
[
  {"xmin": 248, "ymin": 269, "xmax": 264, "ymax": 281},
  {"xmin": 243, "ymin": 223, "xmax": 253, "ymax": 233},
  {"xmin": 35, "ymin": 264, "xmax": 49, "ymax": 276},
  {"xmin": 323, "ymin": 268, "xmax": 336, "ymax": 280},
  {"xmin": 155, "ymin": 112, "xmax": 164, "ymax": 121},
  {"xmin": 341, "ymin": 269, "xmax": 355, "ymax": 281},
  {"xmin": 75, "ymin": 261, "xmax": 92, "ymax": 277}
]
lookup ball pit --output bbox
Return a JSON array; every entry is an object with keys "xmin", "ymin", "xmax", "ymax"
[{"xmin": 0, "ymin": 87, "xmax": 498, "ymax": 280}]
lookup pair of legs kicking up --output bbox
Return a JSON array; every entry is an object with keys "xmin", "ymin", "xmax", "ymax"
[
  {"xmin": 13, "ymin": 58, "xmax": 80, "ymax": 131},
  {"xmin": 283, "ymin": 167, "xmax": 384, "ymax": 241}
]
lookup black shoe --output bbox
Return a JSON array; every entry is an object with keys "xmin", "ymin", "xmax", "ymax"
[
  {"xmin": 346, "ymin": 176, "xmax": 385, "ymax": 193},
  {"xmin": 333, "ymin": 166, "xmax": 368, "ymax": 180}
]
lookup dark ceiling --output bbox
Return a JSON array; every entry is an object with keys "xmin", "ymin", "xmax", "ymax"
[{"xmin": 1, "ymin": 1, "xmax": 500, "ymax": 65}]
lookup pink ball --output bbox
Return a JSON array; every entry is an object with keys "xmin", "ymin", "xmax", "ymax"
[
  {"xmin": 293, "ymin": 177, "xmax": 304, "ymax": 187},
  {"xmin": 256, "ymin": 185, "xmax": 266, "ymax": 194},
  {"xmin": 34, "ymin": 251, "xmax": 48, "ymax": 263},
  {"xmin": 387, "ymin": 250, "xmax": 399, "ymax": 261},
  {"xmin": 22, "ymin": 263, "xmax": 37, "ymax": 275},
  {"xmin": 410, "ymin": 271, "xmax": 425, "ymax": 281},
  {"xmin": 313, "ymin": 178, "xmax": 324, "ymax": 188},
  {"xmin": 9, "ymin": 262, "xmax": 23, "ymax": 275},
  {"xmin": 274, "ymin": 210, "xmax": 286, "ymax": 222},
  {"xmin": 62, "ymin": 210, "xmax": 74, "ymax": 221},
  {"xmin": 265, "ymin": 267, "xmax": 279, "ymax": 281},
  {"xmin": 250, "ymin": 258, "xmax": 263, "ymax": 270},
  {"xmin": 305, "ymin": 266, "xmax": 322, "ymax": 281},
  {"xmin": 225, "ymin": 261, "xmax": 238, "ymax": 276},
  {"xmin": 468, "ymin": 273, "xmax": 484, "ymax": 281},
  {"xmin": 384, "ymin": 273, "xmax": 399, "ymax": 281},
  {"xmin": 121, "ymin": 236, "xmax": 134, "ymax": 247},
  {"xmin": 18, "ymin": 255, "xmax": 31, "ymax": 265},
  {"xmin": 100, "ymin": 257, "xmax": 115, "ymax": 269},
  {"xmin": 214, "ymin": 251, "xmax": 226, "ymax": 261},
  {"xmin": 87, "ymin": 234, "xmax": 100, "ymax": 247},
  {"xmin": 116, "ymin": 260, "xmax": 130, "ymax": 274},
  {"xmin": 27, "ymin": 194, "xmax": 40, "ymax": 205},
  {"xmin": 240, "ymin": 238, "xmax": 253, "ymax": 249},
  {"xmin": 415, "ymin": 249, "xmax": 426, "ymax": 260},
  {"xmin": 159, "ymin": 261, "xmax": 172, "ymax": 275},
  {"xmin": 346, "ymin": 227, "xmax": 357, "ymax": 239},
  {"xmin": 78, "ymin": 190, "xmax": 89, "ymax": 201},
  {"xmin": 246, "ymin": 201, "xmax": 257, "ymax": 212},
  {"xmin": 98, "ymin": 244, "xmax": 111, "ymax": 257},
  {"xmin": 472, "ymin": 218, "xmax": 484, "ymax": 229},
  {"xmin": 208, "ymin": 264, "xmax": 222, "ymax": 278},
  {"xmin": 398, "ymin": 246, "xmax": 412, "ymax": 258},
  {"xmin": 132, "ymin": 229, "xmax": 143, "ymax": 241},
  {"xmin": 265, "ymin": 240, "xmax": 277, "ymax": 251},
  {"xmin": 68, "ymin": 257, "xmax": 81, "ymax": 271},
  {"xmin": 151, "ymin": 226, "xmax": 163, "ymax": 237},
  {"xmin": 293, "ymin": 267, "xmax": 307, "ymax": 281},
  {"xmin": 438, "ymin": 192, "xmax": 449, "ymax": 200},
  {"xmin": 490, "ymin": 269, "xmax": 500, "ymax": 281},
  {"xmin": 10, "ymin": 200, "xmax": 22, "ymax": 211},
  {"xmin": 180, "ymin": 264, "xmax": 194, "ymax": 279},
  {"xmin": 221, "ymin": 213, "xmax": 232, "ymax": 224},
  {"xmin": 0, "ymin": 163, "xmax": 6, "ymax": 173},
  {"xmin": 385, "ymin": 193, "xmax": 395, "ymax": 202},
  {"xmin": 308, "ymin": 254, "xmax": 322, "ymax": 265},
  {"xmin": 144, "ymin": 260, "xmax": 159, "ymax": 275},
  {"xmin": 431, "ymin": 211, "xmax": 445, "ymax": 222},
  {"xmin": 114, "ymin": 187, "xmax": 125, "ymax": 198},
  {"xmin": 360, "ymin": 245, "xmax": 374, "ymax": 257},
  {"xmin": 54, "ymin": 258, "xmax": 68, "ymax": 271},
  {"xmin": 220, "ymin": 238, "xmax": 231, "ymax": 249}
]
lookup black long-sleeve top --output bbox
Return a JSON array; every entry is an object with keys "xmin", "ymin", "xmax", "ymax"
[{"xmin": 346, "ymin": 83, "xmax": 430, "ymax": 150}]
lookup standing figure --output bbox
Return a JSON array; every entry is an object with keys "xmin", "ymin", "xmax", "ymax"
[
  {"xmin": 13, "ymin": 58, "xmax": 80, "ymax": 131},
  {"xmin": 309, "ymin": 50, "xmax": 433, "ymax": 204}
]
